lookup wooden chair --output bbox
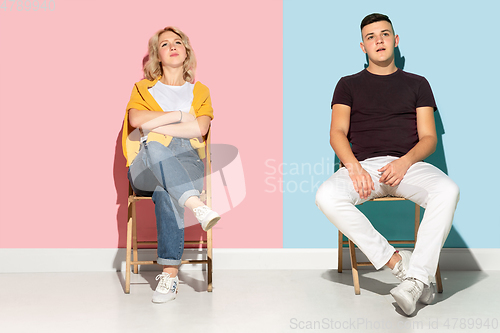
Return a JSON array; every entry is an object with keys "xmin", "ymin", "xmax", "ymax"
[
  {"xmin": 125, "ymin": 130, "xmax": 214, "ymax": 293},
  {"xmin": 336, "ymin": 163, "xmax": 443, "ymax": 295}
]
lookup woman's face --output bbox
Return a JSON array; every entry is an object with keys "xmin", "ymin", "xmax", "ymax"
[{"xmin": 157, "ymin": 31, "xmax": 187, "ymax": 69}]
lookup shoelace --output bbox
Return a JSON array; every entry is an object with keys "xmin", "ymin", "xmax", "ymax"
[
  {"xmin": 405, "ymin": 279, "xmax": 423, "ymax": 298},
  {"xmin": 194, "ymin": 205, "xmax": 209, "ymax": 219},
  {"xmin": 394, "ymin": 261, "xmax": 407, "ymax": 280},
  {"xmin": 155, "ymin": 273, "xmax": 172, "ymax": 292}
]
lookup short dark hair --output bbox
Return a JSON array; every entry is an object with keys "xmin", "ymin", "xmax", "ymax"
[{"xmin": 360, "ymin": 13, "xmax": 393, "ymax": 33}]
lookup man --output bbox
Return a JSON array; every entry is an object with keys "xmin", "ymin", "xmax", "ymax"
[{"xmin": 315, "ymin": 13, "xmax": 459, "ymax": 316}]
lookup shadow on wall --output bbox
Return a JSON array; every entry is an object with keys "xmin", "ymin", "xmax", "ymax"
[
  {"xmin": 334, "ymin": 46, "xmax": 477, "ymax": 266},
  {"xmin": 111, "ymin": 109, "xmax": 246, "ymax": 273}
]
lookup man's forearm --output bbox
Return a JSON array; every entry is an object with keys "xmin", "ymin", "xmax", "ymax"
[
  {"xmin": 401, "ymin": 135, "xmax": 437, "ymax": 165},
  {"xmin": 330, "ymin": 130, "xmax": 361, "ymax": 169},
  {"xmin": 331, "ymin": 129, "xmax": 375, "ymax": 198}
]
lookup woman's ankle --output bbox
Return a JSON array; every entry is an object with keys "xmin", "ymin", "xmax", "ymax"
[
  {"xmin": 163, "ymin": 266, "xmax": 179, "ymax": 277},
  {"xmin": 184, "ymin": 196, "xmax": 204, "ymax": 211}
]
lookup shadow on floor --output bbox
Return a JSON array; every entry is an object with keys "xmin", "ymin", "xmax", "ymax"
[
  {"xmin": 321, "ymin": 268, "xmax": 394, "ymax": 296},
  {"xmin": 115, "ymin": 268, "xmax": 210, "ymax": 294},
  {"xmin": 321, "ymin": 268, "xmax": 489, "ymax": 309}
]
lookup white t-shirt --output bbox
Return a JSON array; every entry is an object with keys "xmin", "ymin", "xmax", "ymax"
[{"xmin": 148, "ymin": 81, "xmax": 195, "ymax": 112}]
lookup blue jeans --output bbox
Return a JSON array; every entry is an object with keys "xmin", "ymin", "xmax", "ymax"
[{"xmin": 128, "ymin": 138, "xmax": 204, "ymax": 265}]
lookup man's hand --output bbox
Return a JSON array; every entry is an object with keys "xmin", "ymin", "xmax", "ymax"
[
  {"xmin": 378, "ymin": 158, "xmax": 412, "ymax": 187},
  {"xmin": 345, "ymin": 163, "xmax": 375, "ymax": 199}
]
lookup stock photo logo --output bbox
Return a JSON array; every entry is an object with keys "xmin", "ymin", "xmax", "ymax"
[
  {"xmin": 264, "ymin": 158, "xmax": 340, "ymax": 194},
  {"xmin": 0, "ymin": 0, "xmax": 55, "ymax": 11}
]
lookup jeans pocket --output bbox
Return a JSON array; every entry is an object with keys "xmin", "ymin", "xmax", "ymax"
[{"xmin": 187, "ymin": 147, "xmax": 201, "ymax": 160}]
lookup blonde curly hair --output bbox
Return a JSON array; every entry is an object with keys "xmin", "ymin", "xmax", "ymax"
[{"xmin": 143, "ymin": 26, "xmax": 196, "ymax": 83}]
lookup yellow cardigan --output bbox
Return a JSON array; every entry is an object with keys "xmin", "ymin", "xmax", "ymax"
[{"xmin": 122, "ymin": 78, "xmax": 214, "ymax": 167}]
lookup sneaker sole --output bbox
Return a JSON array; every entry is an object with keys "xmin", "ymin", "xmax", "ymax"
[
  {"xmin": 202, "ymin": 216, "xmax": 220, "ymax": 231},
  {"xmin": 152, "ymin": 293, "xmax": 177, "ymax": 303},
  {"xmin": 390, "ymin": 288, "xmax": 416, "ymax": 316}
]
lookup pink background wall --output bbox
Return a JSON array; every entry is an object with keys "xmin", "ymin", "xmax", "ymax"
[{"xmin": 0, "ymin": 0, "xmax": 283, "ymax": 248}]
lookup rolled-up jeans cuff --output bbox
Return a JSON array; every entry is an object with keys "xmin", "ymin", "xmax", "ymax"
[
  {"xmin": 178, "ymin": 189, "xmax": 200, "ymax": 207},
  {"xmin": 157, "ymin": 257, "xmax": 182, "ymax": 266}
]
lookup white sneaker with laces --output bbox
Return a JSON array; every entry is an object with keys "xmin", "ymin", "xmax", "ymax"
[
  {"xmin": 418, "ymin": 282, "xmax": 436, "ymax": 305},
  {"xmin": 152, "ymin": 272, "xmax": 179, "ymax": 303},
  {"xmin": 390, "ymin": 278, "xmax": 424, "ymax": 316},
  {"xmin": 391, "ymin": 250, "xmax": 412, "ymax": 281},
  {"xmin": 391, "ymin": 250, "xmax": 435, "ymax": 304},
  {"xmin": 193, "ymin": 205, "xmax": 220, "ymax": 231}
]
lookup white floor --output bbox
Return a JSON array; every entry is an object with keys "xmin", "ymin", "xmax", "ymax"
[{"xmin": 1, "ymin": 269, "xmax": 499, "ymax": 333}]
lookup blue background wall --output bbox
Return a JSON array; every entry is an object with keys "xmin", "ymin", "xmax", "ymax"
[{"xmin": 283, "ymin": 0, "xmax": 500, "ymax": 248}]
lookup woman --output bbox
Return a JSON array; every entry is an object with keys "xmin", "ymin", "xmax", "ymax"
[{"xmin": 122, "ymin": 26, "xmax": 220, "ymax": 303}]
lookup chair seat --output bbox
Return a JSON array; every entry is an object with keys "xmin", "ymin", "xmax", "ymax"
[{"xmin": 129, "ymin": 190, "xmax": 207, "ymax": 201}]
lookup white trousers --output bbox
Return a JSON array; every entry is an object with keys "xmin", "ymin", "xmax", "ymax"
[{"xmin": 315, "ymin": 156, "xmax": 460, "ymax": 285}]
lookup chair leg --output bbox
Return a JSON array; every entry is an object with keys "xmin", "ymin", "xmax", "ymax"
[
  {"xmin": 205, "ymin": 136, "xmax": 213, "ymax": 293},
  {"xmin": 435, "ymin": 263, "xmax": 444, "ymax": 293},
  {"xmin": 414, "ymin": 204, "xmax": 420, "ymax": 241},
  {"xmin": 338, "ymin": 231, "xmax": 343, "ymax": 273},
  {"xmin": 348, "ymin": 239, "xmax": 360, "ymax": 295},
  {"xmin": 207, "ymin": 229, "xmax": 213, "ymax": 292},
  {"xmin": 132, "ymin": 201, "xmax": 138, "ymax": 275},
  {"xmin": 125, "ymin": 199, "xmax": 133, "ymax": 294}
]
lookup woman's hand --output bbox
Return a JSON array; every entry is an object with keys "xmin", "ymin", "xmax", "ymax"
[
  {"xmin": 378, "ymin": 157, "xmax": 412, "ymax": 187},
  {"xmin": 345, "ymin": 162, "xmax": 375, "ymax": 199}
]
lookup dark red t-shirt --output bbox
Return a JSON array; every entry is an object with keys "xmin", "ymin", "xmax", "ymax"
[{"xmin": 331, "ymin": 69, "xmax": 437, "ymax": 162}]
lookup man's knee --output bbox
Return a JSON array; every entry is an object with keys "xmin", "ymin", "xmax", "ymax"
[
  {"xmin": 316, "ymin": 181, "xmax": 330, "ymax": 208},
  {"xmin": 315, "ymin": 180, "xmax": 347, "ymax": 211},
  {"xmin": 430, "ymin": 178, "xmax": 460, "ymax": 208},
  {"xmin": 450, "ymin": 182, "xmax": 460, "ymax": 202},
  {"xmin": 441, "ymin": 178, "xmax": 460, "ymax": 203}
]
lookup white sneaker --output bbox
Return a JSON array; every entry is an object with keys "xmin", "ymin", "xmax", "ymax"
[
  {"xmin": 391, "ymin": 250, "xmax": 412, "ymax": 281},
  {"xmin": 418, "ymin": 282, "xmax": 436, "ymax": 305},
  {"xmin": 193, "ymin": 205, "xmax": 220, "ymax": 231},
  {"xmin": 390, "ymin": 278, "xmax": 424, "ymax": 316},
  {"xmin": 152, "ymin": 272, "xmax": 179, "ymax": 303},
  {"xmin": 391, "ymin": 250, "xmax": 435, "ymax": 304}
]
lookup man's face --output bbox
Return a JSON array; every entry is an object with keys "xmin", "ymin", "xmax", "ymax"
[{"xmin": 360, "ymin": 21, "xmax": 399, "ymax": 66}]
